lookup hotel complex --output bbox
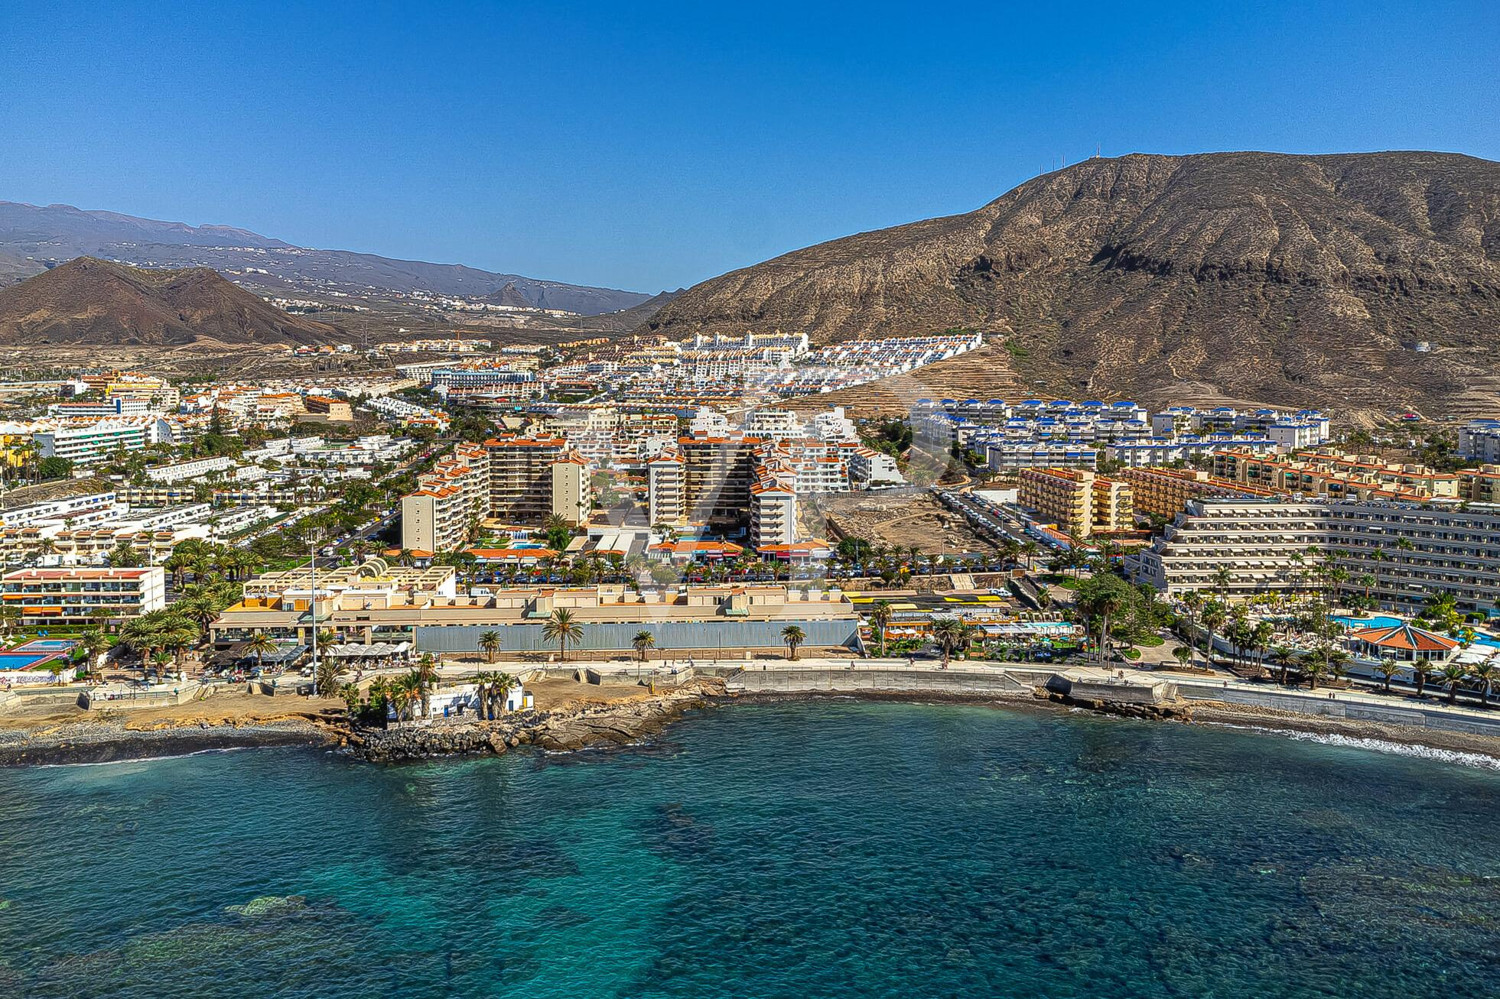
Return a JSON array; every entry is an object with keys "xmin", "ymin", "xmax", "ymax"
[{"xmin": 1127, "ymin": 497, "xmax": 1500, "ymax": 617}]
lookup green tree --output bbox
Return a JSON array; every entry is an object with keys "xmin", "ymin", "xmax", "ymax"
[
  {"xmin": 1439, "ymin": 662, "xmax": 1469, "ymax": 705},
  {"xmin": 542, "ymin": 608, "xmax": 583, "ymax": 662},
  {"xmin": 245, "ymin": 633, "xmax": 278, "ymax": 674},
  {"xmin": 931, "ymin": 617, "xmax": 971, "ymax": 669},
  {"xmin": 868, "ymin": 600, "xmax": 894, "ymax": 658},
  {"xmin": 479, "ymin": 630, "xmax": 502, "ymax": 664},
  {"xmin": 1076, "ymin": 573, "xmax": 1135, "ymax": 665},
  {"xmin": 632, "ymin": 630, "xmax": 655, "ymax": 663},
  {"xmin": 781, "ymin": 624, "xmax": 805, "ymax": 661}
]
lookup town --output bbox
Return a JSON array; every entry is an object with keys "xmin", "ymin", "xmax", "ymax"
[{"xmin": 0, "ymin": 337, "xmax": 1495, "ymax": 744}]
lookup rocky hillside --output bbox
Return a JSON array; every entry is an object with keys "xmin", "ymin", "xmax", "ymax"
[
  {"xmin": 0, "ymin": 257, "xmax": 339, "ymax": 346},
  {"xmin": 648, "ymin": 152, "xmax": 1500, "ymax": 416}
]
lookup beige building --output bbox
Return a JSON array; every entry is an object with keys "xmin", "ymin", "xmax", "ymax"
[
  {"xmin": 1117, "ymin": 467, "xmax": 1272, "ymax": 518},
  {"xmin": 400, "ymin": 444, "xmax": 489, "ymax": 553},
  {"xmin": 1018, "ymin": 468, "xmax": 1133, "ymax": 538},
  {"xmin": 401, "ymin": 437, "xmax": 592, "ymax": 551},
  {"xmin": 1212, "ymin": 449, "xmax": 1462, "ymax": 501}
]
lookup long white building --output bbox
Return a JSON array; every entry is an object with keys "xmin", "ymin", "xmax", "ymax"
[{"xmin": 1128, "ymin": 497, "xmax": 1500, "ymax": 616}]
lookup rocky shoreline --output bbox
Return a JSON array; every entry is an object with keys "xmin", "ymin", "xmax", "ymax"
[
  {"xmin": 0, "ymin": 717, "xmax": 336, "ymax": 767},
  {"xmin": 6, "ymin": 677, "xmax": 1500, "ymax": 769},
  {"xmin": 341, "ymin": 680, "xmax": 723, "ymax": 763}
]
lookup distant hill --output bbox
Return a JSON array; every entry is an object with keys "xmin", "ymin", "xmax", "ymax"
[
  {"xmin": 0, "ymin": 201, "xmax": 652, "ymax": 316},
  {"xmin": 0, "ymin": 257, "xmax": 338, "ymax": 346},
  {"xmin": 648, "ymin": 151, "xmax": 1500, "ymax": 416},
  {"xmin": 488, "ymin": 281, "xmax": 535, "ymax": 309}
]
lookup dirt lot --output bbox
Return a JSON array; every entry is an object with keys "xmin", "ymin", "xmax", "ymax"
[{"xmin": 811, "ymin": 490, "xmax": 999, "ymax": 555}]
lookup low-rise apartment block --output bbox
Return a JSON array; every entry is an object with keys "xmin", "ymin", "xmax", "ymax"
[
  {"xmin": 1212, "ymin": 449, "xmax": 1463, "ymax": 501},
  {"xmin": 1, "ymin": 566, "xmax": 166, "ymax": 626},
  {"xmin": 1116, "ymin": 467, "xmax": 1272, "ymax": 518}
]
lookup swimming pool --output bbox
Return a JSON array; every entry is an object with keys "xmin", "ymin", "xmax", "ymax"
[
  {"xmin": 1332, "ymin": 615, "xmax": 1500, "ymax": 649},
  {"xmin": 16, "ymin": 639, "xmax": 76, "ymax": 652},
  {"xmin": 0, "ymin": 652, "xmax": 62, "ymax": 671}
]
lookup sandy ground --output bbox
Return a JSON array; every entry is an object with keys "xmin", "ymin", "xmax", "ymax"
[{"xmin": 813, "ymin": 491, "xmax": 996, "ymax": 554}]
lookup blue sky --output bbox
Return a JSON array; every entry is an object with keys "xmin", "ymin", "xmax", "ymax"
[{"xmin": 2, "ymin": 1, "xmax": 1496, "ymax": 292}]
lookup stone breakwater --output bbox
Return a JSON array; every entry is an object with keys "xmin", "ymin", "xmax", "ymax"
[{"xmin": 342, "ymin": 680, "xmax": 725, "ymax": 763}]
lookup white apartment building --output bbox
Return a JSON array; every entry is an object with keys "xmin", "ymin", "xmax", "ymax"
[
  {"xmin": 986, "ymin": 442, "xmax": 1099, "ymax": 472},
  {"xmin": 1128, "ymin": 497, "xmax": 1500, "ymax": 616},
  {"xmin": 34, "ymin": 419, "xmax": 159, "ymax": 465},
  {"xmin": 849, "ymin": 446, "xmax": 904, "ymax": 487},
  {"xmin": 1, "ymin": 566, "xmax": 167, "ymax": 626},
  {"xmin": 1459, "ymin": 420, "xmax": 1500, "ymax": 464},
  {"xmin": 807, "ymin": 406, "xmax": 859, "ymax": 444},
  {"xmin": 745, "ymin": 409, "xmax": 805, "ymax": 441},
  {"xmin": 145, "ymin": 455, "xmax": 237, "ymax": 483}
]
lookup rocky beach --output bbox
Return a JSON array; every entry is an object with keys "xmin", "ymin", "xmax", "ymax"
[{"xmin": 6, "ymin": 672, "xmax": 1500, "ymax": 769}]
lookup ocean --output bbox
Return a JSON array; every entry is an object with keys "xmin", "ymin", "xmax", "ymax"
[{"xmin": 2, "ymin": 700, "xmax": 1498, "ymax": 997}]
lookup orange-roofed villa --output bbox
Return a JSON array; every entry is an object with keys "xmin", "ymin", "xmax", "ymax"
[{"xmin": 1347, "ymin": 622, "xmax": 1461, "ymax": 664}]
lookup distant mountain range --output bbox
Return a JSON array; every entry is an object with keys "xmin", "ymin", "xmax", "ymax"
[
  {"xmin": 648, "ymin": 151, "xmax": 1500, "ymax": 416},
  {"xmin": 0, "ymin": 201, "xmax": 652, "ymax": 316},
  {"xmin": 0, "ymin": 257, "xmax": 335, "ymax": 347}
]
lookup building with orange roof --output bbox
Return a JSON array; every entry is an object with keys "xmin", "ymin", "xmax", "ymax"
[{"xmin": 1347, "ymin": 623, "xmax": 1460, "ymax": 664}]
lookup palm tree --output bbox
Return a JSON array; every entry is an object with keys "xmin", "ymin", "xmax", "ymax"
[
  {"xmin": 245, "ymin": 632, "xmax": 278, "ymax": 674},
  {"xmin": 1251, "ymin": 620, "xmax": 1276, "ymax": 674},
  {"xmin": 1373, "ymin": 658, "xmax": 1401, "ymax": 694},
  {"xmin": 1327, "ymin": 648, "xmax": 1353, "ymax": 686},
  {"xmin": 632, "ymin": 630, "xmax": 655, "ymax": 663},
  {"xmin": 1212, "ymin": 566, "xmax": 1234, "ymax": 599},
  {"xmin": 1200, "ymin": 600, "xmax": 1227, "ymax": 669},
  {"xmin": 542, "ymin": 609, "xmax": 583, "ymax": 662},
  {"xmin": 1440, "ymin": 662, "xmax": 1469, "ymax": 705},
  {"xmin": 487, "ymin": 672, "xmax": 518, "ymax": 717},
  {"xmin": 1300, "ymin": 647, "xmax": 1330, "ymax": 691},
  {"xmin": 1470, "ymin": 660, "xmax": 1497, "ymax": 708},
  {"xmin": 931, "ymin": 618, "xmax": 969, "ymax": 669},
  {"xmin": 868, "ymin": 600, "xmax": 894, "ymax": 658},
  {"xmin": 315, "ymin": 658, "xmax": 342, "ymax": 698},
  {"xmin": 1411, "ymin": 657, "xmax": 1436, "ymax": 698},
  {"xmin": 781, "ymin": 624, "xmax": 805, "ymax": 661},
  {"xmin": 75, "ymin": 627, "xmax": 112, "ymax": 680},
  {"xmin": 414, "ymin": 653, "xmax": 439, "ymax": 717},
  {"xmin": 479, "ymin": 630, "xmax": 501, "ymax": 663}
]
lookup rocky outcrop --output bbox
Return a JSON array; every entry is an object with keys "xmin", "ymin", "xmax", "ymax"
[
  {"xmin": 344, "ymin": 680, "xmax": 724, "ymax": 763},
  {"xmin": 1041, "ymin": 689, "xmax": 1195, "ymax": 722}
]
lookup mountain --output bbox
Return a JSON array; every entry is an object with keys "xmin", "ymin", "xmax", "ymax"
[
  {"xmin": 488, "ymin": 281, "xmax": 536, "ymax": 309},
  {"xmin": 0, "ymin": 257, "xmax": 338, "ymax": 346},
  {"xmin": 0, "ymin": 201, "xmax": 651, "ymax": 316},
  {"xmin": 648, "ymin": 152, "xmax": 1500, "ymax": 416}
]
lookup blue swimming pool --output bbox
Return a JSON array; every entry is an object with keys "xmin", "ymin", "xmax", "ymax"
[
  {"xmin": 16, "ymin": 639, "xmax": 75, "ymax": 652},
  {"xmin": 1333, "ymin": 616, "xmax": 1500, "ymax": 649},
  {"xmin": 0, "ymin": 652, "xmax": 60, "ymax": 670}
]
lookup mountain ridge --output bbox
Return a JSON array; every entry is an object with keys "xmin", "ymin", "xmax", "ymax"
[
  {"xmin": 0, "ymin": 201, "xmax": 651, "ymax": 316},
  {"xmin": 646, "ymin": 150, "xmax": 1500, "ymax": 415}
]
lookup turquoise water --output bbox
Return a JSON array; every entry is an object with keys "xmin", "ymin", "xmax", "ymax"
[{"xmin": 3, "ymin": 702, "xmax": 1500, "ymax": 997}]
